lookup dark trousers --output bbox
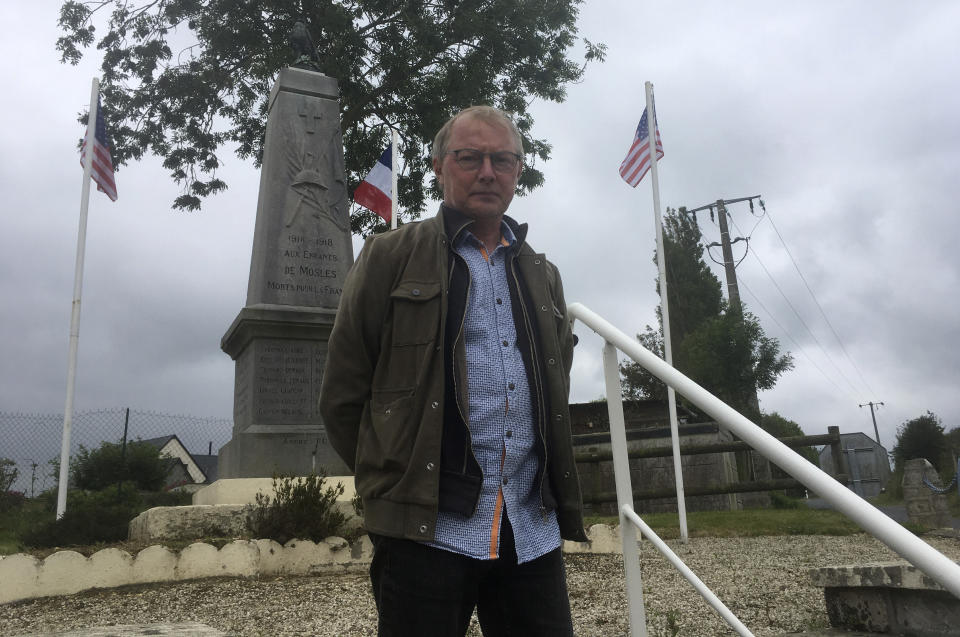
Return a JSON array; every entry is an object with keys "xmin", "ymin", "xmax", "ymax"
[{"xmin": 369, "ymin": 515, "xmax": 574, "ymax": 637}]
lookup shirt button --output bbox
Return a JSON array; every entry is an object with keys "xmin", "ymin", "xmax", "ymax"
[
  {"xmin": 426, "ymin": 462, "xmax": 435, "ymax": 471},
  {"xmin": 508, "ymin": 382, "xmax": 515, "ymax": 390},
  {"xmin": 496, "ymin": 298, "xmax": 503, "ymax": 305},
  {"xmin": 431, "ymin": 401, "xmax": 439, "ymax": 409},
  {"xmin": 541, "ymin": 305, "xmax": 548, "ymax": 312},
  {"xmin": 412, "ymin": 288, "xmax": 421, "ymax": 296},
  {"xmin": 548, "ymin": 357, "xmax": 556, "ymax": 365},
  {"xmin": 419, "ymin": 524, "xmax": 428, "ymax": 534},
  {"xmin": 502, "ymin": 340, "xmax": 509, "ymax": 347},
  {"xmin": 502, "ymin": 477, "xmax": 509, "ymax": 485},
  {"xmin": 505, "ymin": 430, "xmax": 512, "ymax": 438}
]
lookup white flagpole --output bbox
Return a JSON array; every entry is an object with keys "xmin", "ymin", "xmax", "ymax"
[
  {"xmin": 56, "ymin": 77, "xmax": 99, "ymax": 519},
  {"xmin": 645, "ymin": 81, "xmax": 689, "ymax": 543},
  {"xmin": 390, "ymin": 129, "xmax": 398, "ymax": 230}
]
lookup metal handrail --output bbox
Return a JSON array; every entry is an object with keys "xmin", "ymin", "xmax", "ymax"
[{"xmin": 568, "ymin": 302, "xmax": 960, "ymax": 636}]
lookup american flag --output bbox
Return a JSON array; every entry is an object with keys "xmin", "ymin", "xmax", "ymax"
[
  {"xmin": 80, "ymin": 95, "xmax": 117, "ymax": 201},
  {"xmin": 619, "ymin": 107, "xmax": 664, "ymax": 187}
]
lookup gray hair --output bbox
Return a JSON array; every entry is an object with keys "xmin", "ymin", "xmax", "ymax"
[{"xmin": 432, "ymin": 106, "xmax": 524, "ymax": 162}]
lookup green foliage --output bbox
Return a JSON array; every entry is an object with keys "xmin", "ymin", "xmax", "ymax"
[
  {"xmin": 769, "ymin": 492, "xmax": 804, "ymax": 509},
  {"xmin": 18, "ymin": 484, "xmax": 144, "ymax": 548},
  {"xmin": 56, "ymin": 0, "xmax": 605, "ymax": 233},
  {"xmin": 0, "ymin": 457, "xmax": 18, "ymax": 492},
  {"xmin": 1, "ymin": 458, "xmax": 25, "ymax": 514},
  {"xmin": 70, "ymin": 440, "xmax": 169, "ymax": 492},
  {"xmin": 247, "ymin": 472, "xmax": 348, "ymax": 545},
  {"xmin": 761, "ymin": 412, "xmax": 819, "ymax": 466},
  {"xmin": 620, "ymin": 209, "xmax": 793, "ymax": 421},
  {"xmin": 892, "ymin": 411, "xmax": 950, "ymax": 473},
  {"xmin": 946, "ymin": 426, "xmax": 960, "ymax": 461}
]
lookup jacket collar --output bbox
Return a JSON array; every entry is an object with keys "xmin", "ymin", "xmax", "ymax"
[{"xmin": 439, "ymin": 203, "xmax": 528, "ymax": 250}]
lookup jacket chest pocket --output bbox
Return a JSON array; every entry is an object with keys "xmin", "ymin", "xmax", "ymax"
[{"xmin": 389, "ymin": 280, "xmax": 442, "ymax": 346}]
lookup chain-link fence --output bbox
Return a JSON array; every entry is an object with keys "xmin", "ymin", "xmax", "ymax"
[{"xmin": 0, "ymin": 409, "xmax": 232, "ymax": 497}]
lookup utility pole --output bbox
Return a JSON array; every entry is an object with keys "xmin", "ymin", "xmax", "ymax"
[
  {"xmin": 859, "ymin": 401, "xmax": 885, "ymax": 447},
  {"xmin": 681, "ymin": 195, "xmax": 765, "ymax": 488},
  {"xmin": 681, "ymin": 195, "xmax": 761, "ymax": 315}
]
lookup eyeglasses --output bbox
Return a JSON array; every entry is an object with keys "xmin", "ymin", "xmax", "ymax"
[{"xmin": 445, "ymin": 148, "xmax": 522, "ymax": 174}]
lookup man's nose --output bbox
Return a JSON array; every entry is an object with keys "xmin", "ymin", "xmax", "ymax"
[{"xmin": 477, "ymin": 155, "xmax": 496, "ymax": 179}]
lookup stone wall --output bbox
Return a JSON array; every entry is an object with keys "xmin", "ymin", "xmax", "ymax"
[
  {"xmin": 902, "ymin": 458, "xmax": 952, "ymax": 529},
  {"xmin": 574, "ymin": 422, "xmax": 739, "ymax": 516}
]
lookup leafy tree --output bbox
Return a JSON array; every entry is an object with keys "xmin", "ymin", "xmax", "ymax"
[
  {"xmin": 56, "ymin": 0, "xmax": 605, "ymax": 233},
  {"xmin": 620, "ymin": 208, "xmax": 793, "ymax": 422},
  {"xmin": 946, "ymin": 426, "xmax": 960, "ymax": 463},
  {"xmin": 892, "ymin": 411, "xmax": 950, "ymax": 473},
  {"xmin": 658, "ymin": 209, "xmax": 725, "ymax": 345},
  {"xmin": 70, "ymin": 440, "xmax": 170, "ymax": 491},
  {"xmin": 760, "ymin": 412, "xmax": 818, "ymax": 466}
]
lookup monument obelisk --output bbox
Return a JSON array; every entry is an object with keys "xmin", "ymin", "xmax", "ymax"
[{"xmin": 218, "ymin": 61, "xmax": 353, "ymax": 478}]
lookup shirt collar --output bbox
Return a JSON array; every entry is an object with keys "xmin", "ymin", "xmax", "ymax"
[{"xmin": 440, "ymin": 203, "xmax": 528, "ymax": 248}]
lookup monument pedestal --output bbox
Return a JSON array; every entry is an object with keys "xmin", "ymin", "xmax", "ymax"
[
  {"xmin": 219, "ymin": 305, "xmax": 350, "ymax": 478},
  {"xmin": 217, "ymin": 66, "xmax": 355, "ymax": 479}
]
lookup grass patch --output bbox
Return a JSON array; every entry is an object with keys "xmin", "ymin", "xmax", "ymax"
[{"xmin": 584, "ymin": 506, "xmax": 864, "ymax": 539}]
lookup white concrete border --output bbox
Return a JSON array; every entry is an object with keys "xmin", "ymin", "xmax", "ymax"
[{"xmin": 0, "ymin": 525, "xmax": 622, "ymax": 606}]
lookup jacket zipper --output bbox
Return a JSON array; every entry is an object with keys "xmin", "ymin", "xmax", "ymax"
[
  {"xmin": 510, "ymin": 254, "xmax": 550, "ymax": 515},
  {"xmin": 450, "ymin": 248, "xmax": 482, "ymax": 501}
]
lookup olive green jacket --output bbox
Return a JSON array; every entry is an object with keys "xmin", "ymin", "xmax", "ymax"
[{"xmin": 319, "ymin": 207, "xmax": 587, "ymax": 543}]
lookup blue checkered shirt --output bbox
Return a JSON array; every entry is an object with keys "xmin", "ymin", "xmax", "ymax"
[{"xmin": 429, "ymin": 223, "xmax": 561, "ymax": 564}]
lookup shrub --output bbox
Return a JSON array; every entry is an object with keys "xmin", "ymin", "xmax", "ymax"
[
  {"xmin": 70, "ymin": 441, "xmax": 170, "ymax": 491},
  {"xmin": 20, "ymin": 484, "xmax": 144, "ymax": 548},
  {"xmin": 0, "ymin": 458, "xmax": 18, "ymax": 493},
  {"xmin": 769, "ymin": 492, "xmax": 804, "ymax": 509},
  {"xmin": 247, "ymin": 472, "xmax": 347, "ymax": 545},
  {"xmin": 0, "ymin": 490, "xmax": 26, "ymax": 513}
]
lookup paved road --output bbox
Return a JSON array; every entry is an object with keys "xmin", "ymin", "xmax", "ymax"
[{"xmin": 806, "ymin": 497, "xmax": 960, "ymax": 529}]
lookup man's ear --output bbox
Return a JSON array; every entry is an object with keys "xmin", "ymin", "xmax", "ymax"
[{"xmin": 432, "ymin": 157, "xmax": 443, "ymax": 192}]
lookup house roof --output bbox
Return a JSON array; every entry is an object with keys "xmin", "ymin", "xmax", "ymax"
[{"xmin": 141, "ymin": 434, "xmax": 210, "ymax": 484}]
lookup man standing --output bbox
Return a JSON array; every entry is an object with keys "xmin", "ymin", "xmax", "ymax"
[{"xmin": 319, "ymin": 106, "xmax": 586, "ymax": 637}]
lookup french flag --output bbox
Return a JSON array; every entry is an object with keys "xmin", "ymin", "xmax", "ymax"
[{"xmin": 354, "ymin": 144, "xmax": 392, "ymax": 223}]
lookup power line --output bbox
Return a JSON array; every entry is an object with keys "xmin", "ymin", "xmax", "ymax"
[
  {"xmin": 737, "ymin": 272, "xmax": 858, "ymax": 401},
  {"xmin": 721, "ymin": 214, "xmax": 864, "ymax": 399},
  {"xmin": 762, "ymin": 208, "xmax": 877, "ymax": 397}
]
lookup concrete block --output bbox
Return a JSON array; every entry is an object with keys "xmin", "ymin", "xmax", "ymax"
[
  {"xmin": 87, "ymin": 548, "xmax": 134, "ymax": 590},
  {"xmin": 280, "ymin": 539, "xmax": 331, "ymax": 574},
  {"xmin": 129, "ymin": 504, "xmax": 250, "ymax": 543},
  {"xmin": 811, "ymin": 562, "xmax": 960, "ymax": 636},
  {"xmin": 175, "ymin": 543, "xmax": 221, "ymax": 580},
  {"xmin": 0, "ymin": 554, "xmax": 41, "ymax": 604},
  {"xmin": 254, "ymin": 538, "xmax": 286, "ymax": 576},
  {"xmin": 132, "ymin": 545, "xmax": 177, "ymax": 584},
  {"xmin": 37, "ymin": 551, "xmax": 88, "ymax": 598},
  {"xmin": 217, "ymin": 540, "xmax": 260, "ymax": 577},
  {"xmin": 324, "ymin": 536, "xmax": 350, "ymax": 564},
  {"xmin": 352, "ymin": 534, "xmax": 374, "ymax": 561}
]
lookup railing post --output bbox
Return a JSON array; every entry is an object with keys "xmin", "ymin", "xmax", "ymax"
[{"xmin": 602, "ymin": 341, "xmax": 646, "ymax": 636}]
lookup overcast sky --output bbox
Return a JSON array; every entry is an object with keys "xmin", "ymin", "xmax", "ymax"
[{"xmin": 2, "ymin": 2, "xmax": 958, "ymax": 463}]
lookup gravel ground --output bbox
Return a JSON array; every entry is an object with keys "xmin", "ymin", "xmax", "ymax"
[{"xmin": 2, "ymin": 534, "xmax": 958, "ymax": 636}]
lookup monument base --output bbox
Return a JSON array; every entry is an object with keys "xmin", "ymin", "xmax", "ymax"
[
  {"xmin": 219, "ymin": 304, "xmax": 351, "ymax": 479},
  {"xmin": 217, "ymin": 428, "xmax": 350, "ymax": 479},
  {"xmin": 193, "ymin": 477, "xmax": 356, "ymax": 506}
]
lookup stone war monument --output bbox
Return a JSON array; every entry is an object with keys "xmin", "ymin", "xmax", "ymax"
[{"xmin": 218, "ymin": 62, "xmax": 353, "ymax": 478}]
